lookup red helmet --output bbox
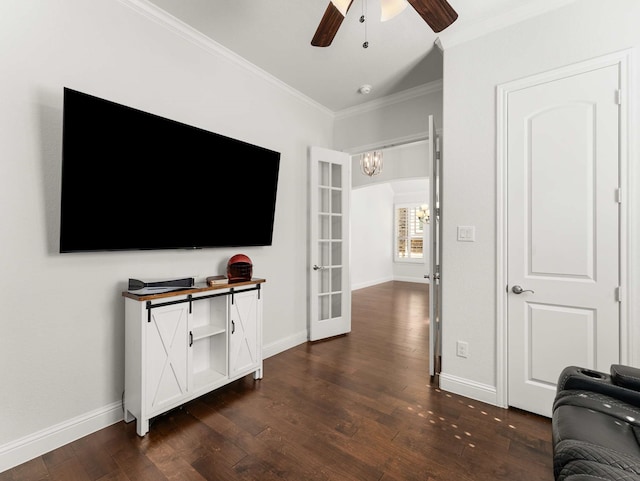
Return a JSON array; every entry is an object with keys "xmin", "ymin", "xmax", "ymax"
[{"xmin": 227, "ymin": 254, "xmax": 253, "ymax": 282}]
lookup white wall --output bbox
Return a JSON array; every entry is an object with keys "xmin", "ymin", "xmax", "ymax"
[
  {"xmin": 351, "ymin": 141, "xmax": 430, "ymax": 187},
  {"xmin": 334, "ymin": 82, "xmax": 443, "ymax": 152},
  {"xmin": 350, "ymin": 183, "xmax": 395, "ymax": 289},
  {"xmin": 0, "ymin": 0, "xmax": 333, "ymax": 470},
  {"xmin": 350, "ymin": 180, "xmax": 430, "ymax": 289},
  {"xmin": 350, "ymin": 138, "xmax": 431, "ymax": 288},
  {"xmin": 440, "ymin": 0, "xmax": 640, "ymax": 402}
]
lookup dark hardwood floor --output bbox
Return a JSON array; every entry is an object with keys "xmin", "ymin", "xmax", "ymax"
[{"xmin": 1, "ymin": 281, "xmax": 553, "ymax": 481}]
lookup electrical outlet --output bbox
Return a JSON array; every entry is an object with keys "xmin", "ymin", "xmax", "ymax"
[{"xmin": 456, "ymin": 341, "xmax": 469, "ymax": 358}]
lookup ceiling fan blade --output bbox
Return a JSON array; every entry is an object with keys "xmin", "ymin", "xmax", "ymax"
[
  {"xmin": 311, "ymin": 0, "xmax": 354, "ymax": 47},
  {"xmin": 407, "ymin": 0, "xmax": 458, "ymax": 33}
]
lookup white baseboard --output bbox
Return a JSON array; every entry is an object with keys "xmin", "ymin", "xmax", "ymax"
[
  {"xmin": 352, "ymin": 276, "xmax": 428, "ymax": 291},
  {"xmin": 352, "ymin": 276, "xmax": 394, "ymax": 291},
  {"xmin": 0, "ymin": 401, "xmax": 123, "ymax": 473},
  {"xmin": 0, "ymin": 332, "xmax": 309, "ymax": 474},
  {"xmin": 439, "ymin": 372, "xmax": 501, "ymax": 407},
  {"xmin": 263, "ymin": 330, "xmax": 308, "ymax": 359},
  {"xmin": 393, "ymin": 275, "xmax": 429, "ymax": 284}
]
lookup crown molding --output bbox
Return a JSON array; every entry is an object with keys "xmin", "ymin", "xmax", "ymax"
[
  {"xmin": 335, "ymin": 79, "xmax": 443, "ymax": 120},
  {"xmin": 436, "ymin": 0, "xmax": 579, "ymax": 50},
  {"xmin": 116, "ymin": 0, "xmax": 334, "ymax": 116},
  {"xmin": 345, "ymin": 127, "xmax": 443, "ymax": 155}
]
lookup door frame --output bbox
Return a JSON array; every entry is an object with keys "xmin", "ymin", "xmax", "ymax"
[
  {"xmin": 495, "ymin": 49, "xmax": 634, "ymax": 409},
  {"xmin": 345, "ymin": 128, "xmax": 442, "ymax": 375}
]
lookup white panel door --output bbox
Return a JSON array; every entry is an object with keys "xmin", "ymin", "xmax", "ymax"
[
  {"xmin": 507, "ymin": 64, "xmax": 621, "ymax": 417},
  {"xmin": 146, "ymin": 303, "xmax": 190, "ymax": 414},
  {"xmin": 229, "ymin": 289, "xmax": 261, "ymax": 378},
  {"xmin": 309, "ymin": 146, "xmax": 351, "ymax": 341}
]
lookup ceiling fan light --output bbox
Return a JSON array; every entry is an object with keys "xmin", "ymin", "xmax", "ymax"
[
  {"xmin": 330, "ymin": 0, "xmax": 351, "ymax": 17},
  {"xmin": 380, "ymin": 0, "xmax": 408, "ymax": 22}
]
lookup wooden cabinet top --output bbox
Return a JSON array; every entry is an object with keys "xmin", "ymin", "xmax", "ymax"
[{"xmin": 122, "ymin": 278, "xmax": 265, "ymax": 301}]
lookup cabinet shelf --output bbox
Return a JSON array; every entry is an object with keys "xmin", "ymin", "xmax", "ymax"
[
  {"xmin": 192, "ymin": 325, "xmax": 225, "ymax": 341},
  {"xmin": 193, "ymin": 367, "xmax": 226, "ymax": 390}
]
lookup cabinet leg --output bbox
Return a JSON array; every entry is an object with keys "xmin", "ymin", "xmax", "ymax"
[
  {"xmin": 136, "ymin": 418, "xmax": 149, "ymax": 437},
  {"xmin": 254, "ymin": 364, "xmax": 263, "ymax": 380}
]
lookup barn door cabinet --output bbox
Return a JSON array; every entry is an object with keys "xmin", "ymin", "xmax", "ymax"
[{"xmin": 122, "ymin": 278, "xmax": 264, "ymax": 436}]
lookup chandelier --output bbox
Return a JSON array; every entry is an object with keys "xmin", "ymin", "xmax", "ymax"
[
  {"xmin": 417, "ymin": 204, "xmax": 430, "ymax": 224},
  {"xmin": 360, "ymin": 150, "xmax": 383, "ymax": 177}
]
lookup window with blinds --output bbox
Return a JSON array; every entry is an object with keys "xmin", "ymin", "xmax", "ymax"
[{"xmin": 395, "ymin": 205, "xmax": 425, "ymax": 261}]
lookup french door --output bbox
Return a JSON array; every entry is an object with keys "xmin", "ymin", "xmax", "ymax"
[
  {"xmin": 427, "ymin": 116, "xmax": 442, "ymax": 379},
  {"xmin": 308, "ymin": 146, "xmax": 352, "ymax": 341}
]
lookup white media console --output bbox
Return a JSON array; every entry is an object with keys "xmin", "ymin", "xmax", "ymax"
[{"xmin": 122, "ymin": 278, "xmax": 264, "ymax": 436}]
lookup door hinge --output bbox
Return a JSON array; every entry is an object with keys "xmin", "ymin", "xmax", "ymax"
[
  {"xmin": 615, "ymin": 286, "xmax": 622, "ymax": 302},
  {"xmin": 615, "ymin": 187, "xmax": 622, "ymax": 204},
  {"xmin": 616, "ymin": 89, "xmax": 622, "ymax": 105}
]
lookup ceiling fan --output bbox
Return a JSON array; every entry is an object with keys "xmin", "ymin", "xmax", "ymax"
[{"xmin": 311, "ymin": 0, "xmax": 458, "ymax": 47}]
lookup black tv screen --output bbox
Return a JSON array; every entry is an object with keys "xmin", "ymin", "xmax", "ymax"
[{"xmin": 60, "ymin": 87, "xmax": 280, "ymax": 253}]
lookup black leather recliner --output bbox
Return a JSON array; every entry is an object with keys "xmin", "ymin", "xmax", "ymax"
[{"xmin": 552, "ymin": 364, "xmax": 640, "ymax": 481}]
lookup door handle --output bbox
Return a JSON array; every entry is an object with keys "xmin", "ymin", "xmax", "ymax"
[
  {"xmin": 313, "ymin": 264, "xmax": 326, "ymax": 271},
  {"xmin": 512, "ymin": 285, "xmax": 534, "ymax": 295},
  {"xmin": 424, "ymin": 274, "xmax": 430, "ymax": 279}
]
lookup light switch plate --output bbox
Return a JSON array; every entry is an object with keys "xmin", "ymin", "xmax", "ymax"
[{"xmin": 457, "ymin": 225, "xmax": 475, "ymax": 242}]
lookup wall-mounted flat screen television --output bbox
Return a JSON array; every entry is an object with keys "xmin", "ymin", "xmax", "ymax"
[{"xmin": 59, "ymin": 87, "xmax": 280, "ymax": 253}]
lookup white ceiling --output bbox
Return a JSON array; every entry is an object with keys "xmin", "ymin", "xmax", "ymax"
[{"xmin": 144, "ymin": 0, "xmax": 577, "ymax": 112}]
